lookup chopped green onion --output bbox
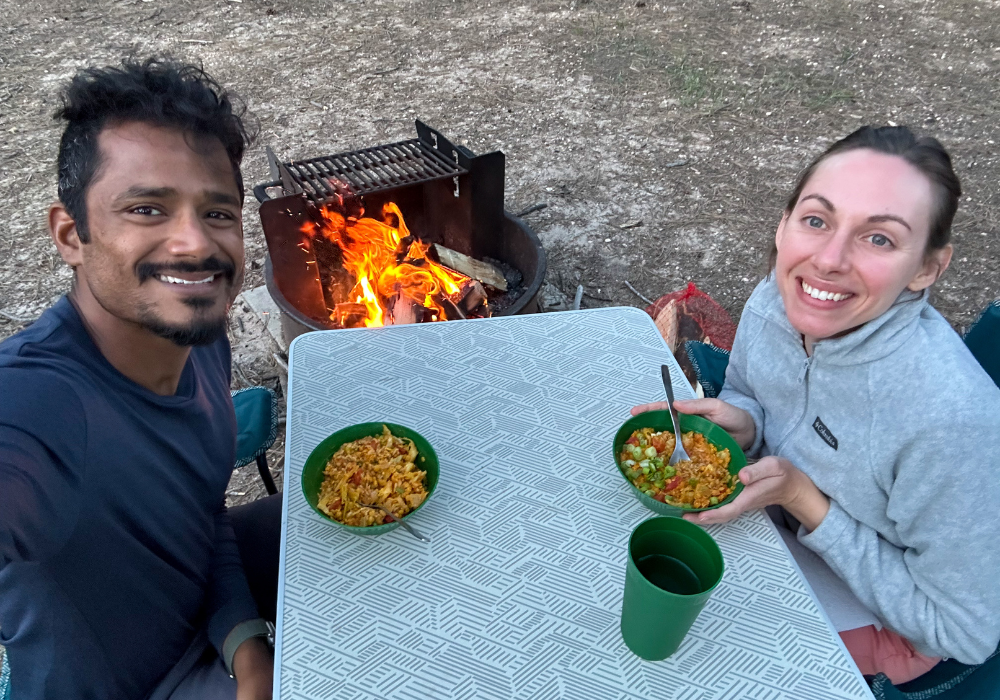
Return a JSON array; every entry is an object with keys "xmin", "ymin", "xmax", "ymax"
[
  {"xmin": 663, "ymin": 466, "xmax": 676, "ymax": 478},
  {"xmin": 652, "ymin": 457, "xmax": 664, "ymax": 468},
  {"xmin": 709, "ymin": 496, "xmax": 719, "ymax": 505},
  {"xmin": 623, "ymin": 459, "xmax": 636, "ymax": 468},
  {"xmin": 644, "ymin": 446, "xmax": 657, "ymax": 459}
]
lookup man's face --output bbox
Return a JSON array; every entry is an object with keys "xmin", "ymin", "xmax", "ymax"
[{"xmin": 74, "ymin": 122, "xmax": 244, "ymax": 345}]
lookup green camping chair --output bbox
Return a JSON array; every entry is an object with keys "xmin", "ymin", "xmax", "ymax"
[
  {"xmin": 683, "ymin": 301, "xmax": 1000, "ymax": 699},
  {"xmin": 962, "ymin": 301, "xmax": 1000, "ymax": 387},
  {"xmin": 231, "ymin": 386, "xmax": 280, "ymax": 495},
  {"xmin": 869, "ymin": 649, "xmax": 1000, "ymax": 700}
]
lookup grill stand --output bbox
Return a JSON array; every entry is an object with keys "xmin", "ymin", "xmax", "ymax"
[{"xmin": 254, "ymin": 121, "xmax": 546, "ymax": 345}]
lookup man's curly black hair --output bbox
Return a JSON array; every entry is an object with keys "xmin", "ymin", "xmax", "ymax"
[{"xmin": 55, "ymin": 57, "xmax": 256, "ymax": 242}]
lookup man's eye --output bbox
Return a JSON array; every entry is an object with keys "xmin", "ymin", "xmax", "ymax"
[
  {"xmin": 869, "ymin": 233, "xmax": 893, "ymax": 247},
  {"xmin": 805, "ymin": 216, "xmax": 825, "ymax": 228},
  {"xmin": 131, "ymin": 206, "xmax": 164, "ymax": 216},
  {"xmin": 206, "ymin": 211, "xmax": 235, "ymax": 221}
]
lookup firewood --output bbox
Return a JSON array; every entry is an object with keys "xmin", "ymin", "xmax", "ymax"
[
  {"xmin": 431, "ymin": 244, "xmax": 508, "ymax": 291},
  {"xmin": 439, "ymin": 297, "xmax": 467, "ymax": 320},
  {"xmin": 332, "ymin": 302, "xmax": 368, "ymax": 328},
  {"xmin": 387, "ymin": 293, "xmax": 420, "ymax": 325},
  {"xmin": 457, "ymin": 280, "xmax": 487, "ymax": 315}
]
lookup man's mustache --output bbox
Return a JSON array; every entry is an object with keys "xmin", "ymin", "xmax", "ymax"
[{"xmin": 136, "ymin": 258, "xmax": 237, "ymax": 284}]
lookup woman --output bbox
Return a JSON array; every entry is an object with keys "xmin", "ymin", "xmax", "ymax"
[{"xmin": 635, "ymin": 126, "xmax": 1000, "ymax": 684}]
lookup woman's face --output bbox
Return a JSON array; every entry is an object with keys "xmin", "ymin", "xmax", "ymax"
[{"xmin": 774, "ymin": 148, "xmax": 952, "ymax": 345}]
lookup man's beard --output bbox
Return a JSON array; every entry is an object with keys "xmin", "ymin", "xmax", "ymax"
[
  {"xmin": 133, "ymin": 257, "xmax": 237, "ymax": 346},
  {"xmin": 138, "ymin": 296, "xmax": 229, "ymax": 346}
]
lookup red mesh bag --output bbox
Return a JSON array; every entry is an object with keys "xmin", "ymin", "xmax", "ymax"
[{"xmin": 645, "ymin": 282, "xmax": 737, "ymax": 389}]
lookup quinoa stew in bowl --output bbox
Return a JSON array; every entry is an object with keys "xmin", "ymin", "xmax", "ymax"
[
  {"xmin": 613, "ymin": 411, "xmax": 746, "ymax": 515},
  {"xmin": 301, "ymin": 422, "xmax": 440, "ymax": 536}
]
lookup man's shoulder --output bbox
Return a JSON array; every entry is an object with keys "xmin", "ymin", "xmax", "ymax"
[
  {"xmin": 0, "ymin": 297, "xmax": 80, "ymax": 363},
  {"xmin": 1, "ymin": 298, "xmax": 91, "ymax": 430}
]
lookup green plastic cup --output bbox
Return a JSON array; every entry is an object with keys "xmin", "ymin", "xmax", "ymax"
[{"xmin": 620, "ymin": 517, "xmax": 725, "ymax": 660}]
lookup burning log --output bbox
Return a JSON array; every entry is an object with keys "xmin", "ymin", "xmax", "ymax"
[
  {"xmin": 432, "ymin": 244, "xmax": 508, "ymax": 292},
  {"xmin": 387, "ymin": 293, "xmax": 421, "ymax": 325},
  {"xmin": 457, "ymin": 280, "xmax": 487, "ymax": 315},
  {"xmin": 301, "ymin": 201, "xmax": 492, "ymax": 328},
  {"xmin": 332, "ymin": 302, "xmax": 370, "ymax": 328}
]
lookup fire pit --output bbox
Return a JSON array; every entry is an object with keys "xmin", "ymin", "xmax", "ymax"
[{"xmin": 253, "ymin": 121, "xmax": 546, "ymax": 345}]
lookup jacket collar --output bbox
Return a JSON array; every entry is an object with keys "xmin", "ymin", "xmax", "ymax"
[{"xmin": 751, "ymin": 274, "xmax": 929, "ymax": 365}]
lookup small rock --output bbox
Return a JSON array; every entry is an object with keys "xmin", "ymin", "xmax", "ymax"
[{"xmin": 537, "ymin": 282, "xmax": 571, "ymax": 312}]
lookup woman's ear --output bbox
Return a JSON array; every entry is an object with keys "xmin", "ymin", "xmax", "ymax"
[
  {"xmin": 908, "ymin": 243, "xmax": 953, "ymax": 292},
  {"xmin": 49, "ymin": 202, "xmax": 84, "ymax": 269},
  {"xmin": 775, "ymin": 212, "xmax": 790, "ymax": 247}
]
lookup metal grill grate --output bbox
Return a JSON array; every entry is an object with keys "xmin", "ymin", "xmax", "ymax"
[{"xmin": 283, "ymin": 138, "xmax": 468, "ymax": 204}]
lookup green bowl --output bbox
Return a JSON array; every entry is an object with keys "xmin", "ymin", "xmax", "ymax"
[
  {"xmin": 301, "ymin": 422, "xmax": 439, "ymax": 536},
  {"xmin": 613, "ymin": 411, "xmax": 746, "ymax": 515}
]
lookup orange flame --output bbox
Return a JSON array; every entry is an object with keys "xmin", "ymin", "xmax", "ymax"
[{"xmin": 302, "ymin": 202, "xmax": 477, "ymax": 327}]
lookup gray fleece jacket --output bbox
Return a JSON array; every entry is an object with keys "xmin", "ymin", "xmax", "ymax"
[{"xmin": 719, "ymin": 276, "xmax": 1000, "ymax": 664}]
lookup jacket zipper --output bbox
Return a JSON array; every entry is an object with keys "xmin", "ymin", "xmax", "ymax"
[{"xmin": 774, "ymin": 354, "xmax": 813, "ymax": 455}]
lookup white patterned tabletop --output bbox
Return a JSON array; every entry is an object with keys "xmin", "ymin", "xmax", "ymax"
[{"xmin": 275, "ymin": 307, "xmax": 872, "ymax": 700}]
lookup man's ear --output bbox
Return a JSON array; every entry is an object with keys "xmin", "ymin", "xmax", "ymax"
[
  {"xmin": 908, "ymin": 243, "xmax": 953, "ymax": 292},
  {"xmin": 49, "ymin": 203, "xmax": 85, "ymax": 268}
]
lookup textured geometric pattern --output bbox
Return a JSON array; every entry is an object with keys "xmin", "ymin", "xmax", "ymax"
[{"xmin": 276, "ymin": 307, "xmax": 872, "ymax": 700}]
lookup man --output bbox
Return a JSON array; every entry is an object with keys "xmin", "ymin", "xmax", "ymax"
[{"xmin": 0, "ymin": 58, "xmax": 279, "ymax": 699}]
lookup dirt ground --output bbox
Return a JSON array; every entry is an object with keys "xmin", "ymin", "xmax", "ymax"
[{"xmin": 2, "ymin": 0, "xmax": 1000, "ymax": 500}]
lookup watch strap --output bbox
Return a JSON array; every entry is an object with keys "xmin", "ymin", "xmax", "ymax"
[{"xmin": 222, "ymin": 618, "xmax": 275, "ymax": 678}]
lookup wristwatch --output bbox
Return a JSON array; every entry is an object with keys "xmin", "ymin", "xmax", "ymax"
[{"xmin": 222, "ymin": 618, "xmax": 276, "ymax": 679}]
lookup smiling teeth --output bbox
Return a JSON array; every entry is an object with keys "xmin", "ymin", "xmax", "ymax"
[
  {"xmin": 802, "ymin": 280, "xmax": 850, "ymax": 302},
  {"xmin": 158, "ymin": 274, "xmax": 217, "ymax": 285}
]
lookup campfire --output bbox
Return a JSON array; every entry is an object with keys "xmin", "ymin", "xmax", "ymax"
[
  {"xmin": 302, "ymin": 199, "xmax": 489, "ymax": 328},
  {"xmin": 254, "ymin": 121, "xmax": 547, "ymax": 344}
]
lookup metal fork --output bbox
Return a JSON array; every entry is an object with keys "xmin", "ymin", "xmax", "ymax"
[
  {"xmin": 360, "ymin": 502, "xmax": 430, "ymax": 543},
  {"xmin": 661, "ymin": 364, "xmax": 692, "ymax": 466}
]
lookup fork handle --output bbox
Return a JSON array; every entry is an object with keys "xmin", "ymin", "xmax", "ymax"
[
  {"xmin": 370, "ymin": 506, "xmax": 431, "ymax": 543},
  {"xmin": 391, "ymin": 516, "xmax": 430, "ymax": 543},
  {"xmin": 661, "ymin": 364, "xmax": 691, "ymax": 465}
]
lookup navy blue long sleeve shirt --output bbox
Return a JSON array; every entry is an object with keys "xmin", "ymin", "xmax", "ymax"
[{"xmin": 0, "ymin": 297, "xmax": 259, "ymax": 699}]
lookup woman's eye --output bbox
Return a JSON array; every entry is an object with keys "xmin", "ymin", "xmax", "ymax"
[
  {"xmin": 806, "ymin": 216, "xmax": 825, "ymax": 229},
  {"xmin": 869, "ymin": 233, "xmax": 893, "ymax": 247}
]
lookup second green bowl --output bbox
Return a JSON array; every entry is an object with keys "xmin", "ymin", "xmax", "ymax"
[{"xmin": 613, "ymin": 410, "xmax": 746, "ymax": 515}]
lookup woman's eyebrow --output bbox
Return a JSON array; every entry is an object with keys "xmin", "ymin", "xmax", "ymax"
[
  {"xmin": 868, "ymin": 214, "xmax": 912, "ymax": 231},
  {"xmin": 800, "ymin": 193, "xmax": 835, "ymax": 211}
]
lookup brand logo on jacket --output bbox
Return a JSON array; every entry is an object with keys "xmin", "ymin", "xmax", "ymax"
[{"xmin": 812, "ymin": 417, "xmax": 838, "ymax": 450}]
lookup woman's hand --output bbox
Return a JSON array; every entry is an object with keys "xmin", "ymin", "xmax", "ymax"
[
  {"xmin": 682, "ymin": 456, "xmax": 830, "ymax": 529},
  {"xmin": 631, "ymin": 398, "xmax": 756, "ymax": 451}
]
